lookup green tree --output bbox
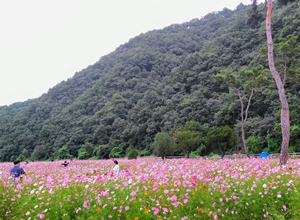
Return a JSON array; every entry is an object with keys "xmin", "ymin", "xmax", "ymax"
[
  {"xmin": 76, "ymin": 142, "xmax": 95, "ymax": 160},
  {"xmin": 190, "ymin": 143, "xmax": 206, "ymax": 158},
  {"xmin": 21, "ymin": 148, "xmax": 30, "ymax": 159},
  {"xmin": 274, "ymin": 34, "xmax": 300, "ymax": 89},
  {"xmin": 56, "ymin": 146, "xmax": 72, "ymax": 160},
  {"xmin": 0, "ymin": 144, "xmax": 19, "ymax": 162},
  {"xmin": 184, "ymin": 120, "xmax": 209, "ymax": 136},
  {"xmin": 173, "ymin": 130, "xmax": 201, "ymax": 158},
  {"xmin": 77, "ymin": 148, "xmax": 89, "ymax": 159},
  {"xmin": 109, "ymin": 147, "xmax": 124, "ymax": 158},
  {"xmin": 206, "ymin": 126, "xmax": 237, "ymax": 159},
  {"xmin": 31, "ymin": 145, "xmax": 47, "ymax": 161},
  {"xmin": 213, "ymin": 65, "xmax": 268, "ymax": 158},
  {"xmin": 94, "ymin": 145, "xmax": 112, "ymax": 159},
  {"xmin": 246, "ymin": 135, "xmax": 261, "ymax": 154},
  {"xmin": 78, "ymin": 142, "xmax": 94, "ymax": 159},
  {"xmin": 127, "ymin": 148, "xmax": 138, "ymax": 159},
  {"xmin": 67, "ymin": 145, "xmax": 81, "ymax": 158},
  {"xmin": 17, "ymin": 154, "xmax": 26, "ymax": 161},
  {"xmin": 277, "ymin": 0, "xmax": 297, "ymax": 6},
  {"xmin": 153, "ymin": 132, "xmax": 175, "ymax": 159}
]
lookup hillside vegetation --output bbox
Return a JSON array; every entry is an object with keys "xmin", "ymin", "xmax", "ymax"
[{"xmin": 0, "ymin": 0, "xmax": 300, "ymax": 161}]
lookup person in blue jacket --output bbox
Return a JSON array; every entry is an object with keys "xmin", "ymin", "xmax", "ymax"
[{"xmin": 10, "ymin": 160, "xmax": 26, "ymax": 182}]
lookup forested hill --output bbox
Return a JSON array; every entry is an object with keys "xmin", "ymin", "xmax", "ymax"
[{"xmin": 1, "ymin": 0, "xmax": 299, "ymax": 162}]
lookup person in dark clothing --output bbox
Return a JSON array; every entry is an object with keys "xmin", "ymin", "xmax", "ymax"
[
  {"xmin": 10, "ymin": 161, "xmax": 26, "ymax": 182},
  {"xmin": 61, "ymin": 161, "xmax": 69, "ymax": 167}
]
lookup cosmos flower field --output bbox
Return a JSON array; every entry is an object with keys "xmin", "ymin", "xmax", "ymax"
[{"xmin": 1, "ymin": 158, "xmax": 300, "ymax": 220}]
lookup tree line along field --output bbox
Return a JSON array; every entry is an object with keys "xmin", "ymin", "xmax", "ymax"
[{"xmin": 1, "ymin": 158, "xmax": 300, "ymax": 220}]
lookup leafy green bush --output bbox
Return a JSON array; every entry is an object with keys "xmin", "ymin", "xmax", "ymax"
[
  {"xmin": 189, "ymin": 143, "xmax": 206, "ymax": 158},
  {"xmin": 78, "ymin": 150, "xmax": 89, "ymax": 159},
  {"xmin": 138, "ymin": 148, "xmax": 151, "ymax": 157},
  {"xmin": 127, "ymin": 148, "xmax": 138, "ymax": 159},
  {"xmin": 153, "ymin": 132, "xmax": 174, "ymax": 158},
  {"xmin": 109, "ymin": 147, "xmax": 124, "ymax": 158},
  {"xmin": 93, "ymin": 145, "xmax": 112, "ymax": 159}
]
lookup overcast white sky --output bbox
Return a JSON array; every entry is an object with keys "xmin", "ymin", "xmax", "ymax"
[{"xmin": 0, "ymin": 0, "xmax": 258, "ymax": 106}]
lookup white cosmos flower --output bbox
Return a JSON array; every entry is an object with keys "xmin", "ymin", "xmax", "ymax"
[{"xmin": 262, "ymin": 184, "xmax": 267, "ymax": 188}]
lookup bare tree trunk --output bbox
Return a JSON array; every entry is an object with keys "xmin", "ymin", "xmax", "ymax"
[
  {"xmin": 266, "ymin": 0, "xmax": 290, "ymax": 165},
  {"xmin": 237, "ymin": 89, "xmax": 252, "ymax": 158}
]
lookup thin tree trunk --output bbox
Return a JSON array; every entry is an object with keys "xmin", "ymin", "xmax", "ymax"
[
  {"xmin": 237, "ymin": 89, "xmax": 253, "ymax": 158},
  {"xmin": 266, "ymin": 0, "xmax": 290, "ymax": 165}
]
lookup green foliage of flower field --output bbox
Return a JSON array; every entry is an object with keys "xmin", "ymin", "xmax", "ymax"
[{"xmin": 1, "ymin": 158, "xmax": 300, "ymax": 219}]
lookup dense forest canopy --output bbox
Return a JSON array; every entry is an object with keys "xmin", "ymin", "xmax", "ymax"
[{"xmin": 0, "ymin": 0, "xmax": 300, "ymax": 162}]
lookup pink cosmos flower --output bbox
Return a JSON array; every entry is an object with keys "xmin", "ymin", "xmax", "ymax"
[
  {"xmin": 162, "ymin": 207, "xmax": 168, "ymax": 212},
  {"xmin": 17, "ymin": 184, "xmax": 23, "ymax": 190},
  {"xmin": 168, "ymin": 195, "xmax": 177, "ymax": 201},
  {"xmin": 152, "ymin": 207, "xmax": 160, "ymax": 215},
  {"xmin": 46, "ymin": 183, "xmax": 52, "ymax": 189},
  {"xmin": 37, "ymin": 213, "xmax": 45, "ymax": 219},
  {"xmin": 83, "ymin": 200, "xmax": 90, "ymax": 209},
  {"xmin": 101, "ymin": 191, "xmax": 109, "ymax": 197},
  {"xmin": 172, "ymin": 202, "xmax": 180, "ymax": 207},
  {"xmin": 282, "ymin": 205, "xmax": 287, "ymax": 211}
]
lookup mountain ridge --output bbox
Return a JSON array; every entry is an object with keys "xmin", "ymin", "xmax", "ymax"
[{"xmin": 0, "ymin": 0, "xmax": 299, "ymax": 161}]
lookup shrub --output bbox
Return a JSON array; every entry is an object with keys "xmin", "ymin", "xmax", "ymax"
[{"xmin": 127, "ymin": 148, "xmax": 138, "ymax": 159}]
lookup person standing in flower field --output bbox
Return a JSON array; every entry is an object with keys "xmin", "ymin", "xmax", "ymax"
[
  {"xmin": 61, "ymin": 161, "xmax": 69, "ymax": 167},
  {"xmin": 10, "ymin": 160, "xmax": 26, "ymax": 182},
  {"xmin": 112, "ymin": 160, "xmax": 120, "ymax": 175}
]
